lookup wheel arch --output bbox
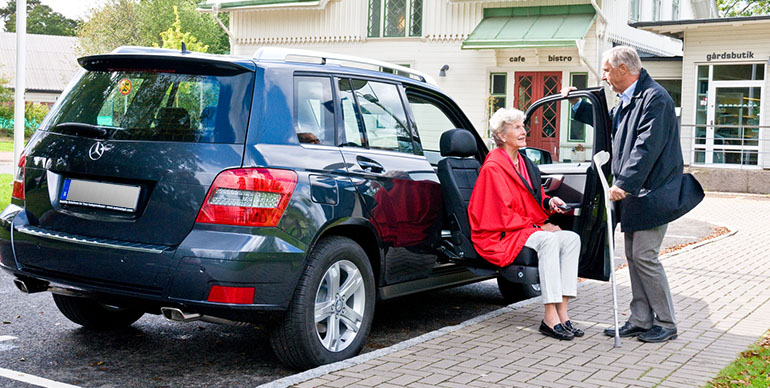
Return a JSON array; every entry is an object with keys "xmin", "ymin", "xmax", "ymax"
[{"xmin": 310, "ymin": 219, "xmax": 383, "ymax": 288}]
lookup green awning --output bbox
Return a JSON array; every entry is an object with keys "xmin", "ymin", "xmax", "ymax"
[
  {"xmin": 197, "ymin": 0, "xmax": 319, "ymax": 11},
  {"xmin": 462, "ymin": 5, "xmax": 597, "ymax": 50}
]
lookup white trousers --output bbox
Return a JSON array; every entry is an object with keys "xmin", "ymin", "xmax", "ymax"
[{"xmin": 524, "ymin": 230, "xmax": 581, "ymax": 304}]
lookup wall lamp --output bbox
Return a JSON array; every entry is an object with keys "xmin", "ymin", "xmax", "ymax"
[{"xmin": 439, "ymin": 64, "xmax": 450, "ymax": 77}]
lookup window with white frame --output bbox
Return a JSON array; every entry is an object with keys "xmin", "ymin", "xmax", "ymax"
[
  {"xmin": 652, "ymin": 0, "xmax": 661, "ymax": 21},
  {"xmin": 628, "ymin": 0, "xmax": 640, "ymax": 22},
  {"xmin": 672, "ymin": 0, "xmax": 680, "ymax": 20},
  {"xmin": 693, "ymin": 64, "xmax": 764, "ymax": 167},
  {"xmin": 368, "ymin": 0, "xmax": 423, "ymax": 38}
]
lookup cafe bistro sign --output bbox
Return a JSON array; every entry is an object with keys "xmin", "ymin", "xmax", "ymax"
[
  {"xmin": 509, "ymin": 55, "xmax": 574, "ymax": 63},
  {"xmin": 706, "ymin": 50, "xmax": 755, "ymax": 62}
]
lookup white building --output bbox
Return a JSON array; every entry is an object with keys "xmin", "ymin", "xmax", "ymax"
[
  {"xmin": 198, "ymin": 0, "xmax": 715, "ymax": 162},
  {"xmin": 0, "ymin": 32, "xmax": 80, "ymax": 104}
]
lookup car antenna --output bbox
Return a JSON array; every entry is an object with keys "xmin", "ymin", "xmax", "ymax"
[{"xmin": 181, "ymin": 42, "xmax": 190, "ymax": 54}]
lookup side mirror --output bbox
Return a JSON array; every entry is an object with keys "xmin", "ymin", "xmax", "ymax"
[{"xmin": 524, "ymin": 147, "xmax": 553, "ymax": 165}]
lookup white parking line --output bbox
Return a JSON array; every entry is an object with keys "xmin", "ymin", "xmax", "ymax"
[
  {"xmin": 0, "ymin": 336, "xmax": 17, "ymax": 342},
  {"xmin": 0, "ymin": 368, "xmax": 82, "ymax": 388}
]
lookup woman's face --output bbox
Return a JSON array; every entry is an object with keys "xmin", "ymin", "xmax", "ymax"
[{"xmin": 500, "ymin": 121, "xmax": 527, "ymax": 149}]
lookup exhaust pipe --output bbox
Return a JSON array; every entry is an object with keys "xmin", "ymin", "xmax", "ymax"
[
  {"xmin": 160, "ymin": 307, "xmax": 249, "ymax": 326},
  {"xmin": 13, "ymin": 278, "xmax": 48, "ymax": 294}
]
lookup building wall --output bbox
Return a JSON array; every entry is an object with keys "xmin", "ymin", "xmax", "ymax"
[{"xmin": 680, "ymin": 23, "xmax": 770, "ymax": 168}]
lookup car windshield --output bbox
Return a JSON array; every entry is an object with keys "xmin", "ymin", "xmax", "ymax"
[{"xmin": 45, "ymin": 70, "xmax": 254, "ymax": 143}]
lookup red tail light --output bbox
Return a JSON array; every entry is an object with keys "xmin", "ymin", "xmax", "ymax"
[
  {"xmin": 11, "ymin": 151, "xmax": 25, "ymax": 201},
  {"xmin": 207, "ymin": 285, "xmax": 255, "ymax": 304},
  {"xmin": 196, "ymin": 168, "xmax": 297, "ymax": 227}
]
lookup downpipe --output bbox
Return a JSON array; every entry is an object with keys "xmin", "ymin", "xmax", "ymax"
[{"xmin": 160, "ymin": 307, "xmax": 250, "ymax": 327}]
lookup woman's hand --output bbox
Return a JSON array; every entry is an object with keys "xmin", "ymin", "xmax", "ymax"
[
  {"xmin": 550, "ymin": 196, "xmax": 568, "ymax": 214},
  {"xmin": 541, "ymin": 223, "xmax": 561, "ymax": 232}
]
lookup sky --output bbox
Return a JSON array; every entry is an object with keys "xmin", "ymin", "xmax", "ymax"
[{"xmin": 0, "ymin": 0, "xmax": 108, "ymax": 21}]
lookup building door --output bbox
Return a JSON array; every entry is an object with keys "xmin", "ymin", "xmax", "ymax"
[
  {"xmin": 514, "ymin": 72, "xmax": 562, "ymax": 158},
  {"xmin": 704, "ymin": 80, "xmax": 763, "ymax": 165}
]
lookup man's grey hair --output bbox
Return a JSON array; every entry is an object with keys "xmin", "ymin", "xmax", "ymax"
[
  {"xmin": 489, "ymin": 108, "xmax": 526, "ymax": 148},
  {"xmin": 603, "ymin": 46, "xmax": 642, "ymax": 75}
]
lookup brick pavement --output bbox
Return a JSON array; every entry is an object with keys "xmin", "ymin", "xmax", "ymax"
[{"xmin": 267, "ymin": 193, "xmax": 770, "ymax": 388}]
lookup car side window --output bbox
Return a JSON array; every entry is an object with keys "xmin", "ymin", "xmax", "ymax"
[
  {"xmin": 349, "ymin": 79, "xmax": 414, "ymax": 154},
  {"xmin": 406, "ymin": 93, "xmax": 459, "ymax": 152},
  {"xmin": 294, "ymin": 76, "xmax": 335, "ymax": 145},
  {"xmin": 338, "ymin": 78, "xmax": 364, "ymax": 147}
]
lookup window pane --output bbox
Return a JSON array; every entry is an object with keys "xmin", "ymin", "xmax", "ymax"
[
  {"xmin": 628, "ymin": 0, "xmax": 639, "ymax": 22},
  {"xmin": 713, "ymin": 150, "xmax": 758, "ymax": 165},
  {"xmin": 652, "ymin": 0, "xmax": 660, "ymax": 21},
  {"xmin": 568, "ymin": 73, "xmax": 588, "ymax": 142},
  {"xmin": 384, "ymin": 0, "xmax": 406, "ymax": 37},
  {"xmin": 368, "ymin": 0, "xmax": 381, "ymax": 37},
  {"xmin": 713, "ymin": 64, "xmax": 765, "ymax": 81},
  {"xmin": 491, "ymin": 74, "xmax": 506, "ymax": 95},
  {"xmin": 694, "ymin": 150, "xmax": 705, "ymax": 163},
  {"xmin": 353, "ymin": 79, "xmax": 413, "ymax": 153},
  {"xmin": 294, "ymin": 76, "xmax": 334, "ymax": 145},
  {"xmin": 694, "ymin": 126, "xmax": 707, "ymax": 145},
  {"xmin": 657, "ymin": 79, "xmax": 682, "ymax": 107},
  {"xmin": 410, "ymin": 0, "xmax": 422, "ymax": 36},
  {"xmin": 407, "ymin": 94, "xmax": 458, "ymax": 152},
  {"xmin": 338, "ymin": 79, "xmax": 364, "ymax": 147}
]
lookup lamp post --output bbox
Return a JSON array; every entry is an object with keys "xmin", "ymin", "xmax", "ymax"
[{"xmin": 14, "ymin": 0, "xmax": 27, "ymax": 167}]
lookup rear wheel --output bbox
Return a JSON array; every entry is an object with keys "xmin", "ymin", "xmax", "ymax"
[
  {"xmin": 270, "ymin": 236, "xmax": 375, "ymax": 370},
  {"xmin": 497, "ymin": 278, "xmax": 541, "ymax": 304},
  {"xmin": 52, "ymin": 294, "xmax": 144, "ymax": 330}
]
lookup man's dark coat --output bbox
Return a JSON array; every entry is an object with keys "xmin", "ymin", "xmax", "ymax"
[{"xmin": 578, "ymin": 68, "xmax": 704, "ymax": 232}]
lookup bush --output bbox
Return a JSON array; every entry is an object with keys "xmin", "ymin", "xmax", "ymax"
[{"xmin": 0, "ymin": 101, "xmax": 50, "ymax": 137}]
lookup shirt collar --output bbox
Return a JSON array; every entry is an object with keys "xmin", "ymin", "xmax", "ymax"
[{"xmin": 617, "ymin": 80, "xmax": 638, "ymax": 105}]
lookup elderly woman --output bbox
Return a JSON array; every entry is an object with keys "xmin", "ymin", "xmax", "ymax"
[{"xmin": 468, "ymin": 108, "xmax": 583, "ymax": 341}]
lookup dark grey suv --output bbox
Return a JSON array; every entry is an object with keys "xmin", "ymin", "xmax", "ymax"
[{"xmin": 1, "ymin": 46, "xmax": 612, "ymax": 369}]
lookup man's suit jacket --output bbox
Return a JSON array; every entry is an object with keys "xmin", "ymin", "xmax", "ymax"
[{"xmin": 576, "ymin": 69, "xmax": 704, "ymax": 232}]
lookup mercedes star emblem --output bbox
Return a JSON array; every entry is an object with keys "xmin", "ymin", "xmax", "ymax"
[{"xmin": 89, "ymin": 142, "xmax": 106, "ymax": 161}]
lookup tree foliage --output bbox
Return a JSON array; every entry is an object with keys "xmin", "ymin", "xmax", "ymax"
[
  {"xmin": 717, "ymin": 0, "xmax": 770, "ymax": 17},
  {"xmin": 154, "ymin": 6, "xmax": 209, "ymax": 52},
  {"xmin": 0, "ymin": 0, "xmax": 79, "ymax": 36},
  {"xmin": 77, "ymin": 0, "xmax": 229, "ymax": 55}
]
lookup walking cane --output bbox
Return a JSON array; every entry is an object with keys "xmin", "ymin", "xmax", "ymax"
[{"xmin": 593, "ymin": 150, "xmax": 621, "ymax": 348}]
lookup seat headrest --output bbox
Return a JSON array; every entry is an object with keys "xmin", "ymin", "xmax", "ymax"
[{"xmin": 440, "ymin": 129, "xmax": 477, "ymax": 157}]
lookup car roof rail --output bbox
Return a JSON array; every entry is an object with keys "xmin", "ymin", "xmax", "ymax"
[{"xmin": 253, "ymin": 46, "xmax": 437, "ymax": 86}]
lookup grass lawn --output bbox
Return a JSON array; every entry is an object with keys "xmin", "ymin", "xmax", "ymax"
[
  {"xmin": 0, "ymin": 140, "xmax": 14, "ymax": 152},
  {"xmin": 0, "ymin": 174, "xmax": 12, "ymax": 210},
  {"xmin": 706, "ymin": 331, "xmax": 770, "ymax": 387}
]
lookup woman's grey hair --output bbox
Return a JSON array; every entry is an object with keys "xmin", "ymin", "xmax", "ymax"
[
  {"xmin": 488, "ymin": 108, "xmax": 525, "ymax": 148},
  {"xmin": 603, "ymin": 46, "xmax": 642, "ymax": 75}
]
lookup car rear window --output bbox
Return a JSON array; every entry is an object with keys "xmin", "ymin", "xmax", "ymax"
[{"xmin": 46, "ymin": 70, "xmax": 254, "ymax": 143}]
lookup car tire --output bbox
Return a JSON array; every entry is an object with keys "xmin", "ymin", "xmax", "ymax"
[
  {"xmin": 270, "ymin": 236, "xmax": 375, "ymax": 370},
  {"xmin": 497, "ymin": 277, "xmax": 541, "ymax": 304},
  {"xmin": 52, "ymin": 294, "xmax": 144, "ymax": 330}
]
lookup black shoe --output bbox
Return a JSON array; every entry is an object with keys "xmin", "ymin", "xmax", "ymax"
[
  {"xmin": 539, "ymin": 320, "xmax": 574, "ymax": 341},
  {"xmin": 563, "ymin": 320, "xmax": 584, "ymax": 337},
  {"xmin": 604, "ymin": 321, "xmax": 649, "ymax": 337},
  {"xmin": 638, "ymin": 325, "xmax": 677, "ymax": 343}
]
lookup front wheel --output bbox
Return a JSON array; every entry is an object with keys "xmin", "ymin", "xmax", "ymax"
[
  {"xmin": 270, "ymin": 236, "xmax": 375, "ymax": 369},
  {"xmin": 52, "ymin": 294, "xmax": 144, "ymax": 330},
  {"xmin": 497, "ymin": 277, "xmax": 541, "ymax": 304}
]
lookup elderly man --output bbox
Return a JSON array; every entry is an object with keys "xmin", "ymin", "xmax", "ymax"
[{"xmin": 564, "ymin": 46, "xmax": 703, "ymax": 343}]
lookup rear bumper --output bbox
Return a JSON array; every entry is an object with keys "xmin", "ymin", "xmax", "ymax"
[{"xmin": 0, "ymin": 205, "xmax": 307, "ymax": 319}]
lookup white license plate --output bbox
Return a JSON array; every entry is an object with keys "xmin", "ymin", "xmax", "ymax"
[{"xmin": 60, "ymin": 179, "xmax": 141, "ymax": 213}]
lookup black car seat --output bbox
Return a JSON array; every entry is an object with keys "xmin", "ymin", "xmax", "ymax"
[{"xmin": 436, "ymin": 128, "xmax": 540, "ymax": 284}]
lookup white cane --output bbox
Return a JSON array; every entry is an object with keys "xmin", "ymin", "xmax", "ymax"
[{"xmin": 593, "ymin": 150, "xmax": 621, "ymax": 348}]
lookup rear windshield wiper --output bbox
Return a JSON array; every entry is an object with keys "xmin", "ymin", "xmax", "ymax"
[{"xmin": 51, "ymin": 123, "xmax": 110, "ymax": 139}]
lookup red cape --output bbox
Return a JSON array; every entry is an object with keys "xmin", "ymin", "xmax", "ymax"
[{"xmin": 468, "ymin": 148, "xmax": 551, "ymax": 267}]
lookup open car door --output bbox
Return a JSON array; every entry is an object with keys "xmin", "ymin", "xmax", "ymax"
[{"xmin": 523, "ymin": 87, "xmax": 612, "ymax": 281}]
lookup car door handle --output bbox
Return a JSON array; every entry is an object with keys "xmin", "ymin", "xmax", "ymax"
[{"xmin": 356, "ymin": 156, "xmax": 385, "ymax": 174}]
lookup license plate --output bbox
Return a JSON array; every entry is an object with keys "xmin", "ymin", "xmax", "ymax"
[{"xmin": 60, "ymin": 179, "xmax": 141, "ymax": 213}]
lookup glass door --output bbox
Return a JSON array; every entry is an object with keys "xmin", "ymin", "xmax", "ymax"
[{"xmin": 706, "ymin": 80, "xmax": 762, "ymax": 165}]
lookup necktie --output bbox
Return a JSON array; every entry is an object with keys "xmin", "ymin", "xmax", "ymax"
[{"xmin": 613, "ymin": 100, "xmax": 624, "ymax": 132}]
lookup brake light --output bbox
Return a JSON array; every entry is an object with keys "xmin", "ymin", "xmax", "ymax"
[
  {"xmin": 207, "ymin": 285, "xmax": 255, "ymax": 304},
  {"xmin": 11, "ymin": 151, "xmax": 25, "ymax": 201},
  {"xmin": 196, "ymin": 168, "xmax": 297, "ymax": 227}
]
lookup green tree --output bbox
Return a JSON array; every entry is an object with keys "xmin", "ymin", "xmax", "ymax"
[
  {"xmin": 77, "ymin": 0, "xmax": 229, "ymax": 55},
  {"xmin": 154, "ymin": 6, "xmax": 209, "ymax": 52},
  {"xmin": 718, "ymin": 0, "xmax": 770, "ymax": 16},
  {"xmin": 0, "ymin": 0, "xmax": 80, "ymax": 36}
]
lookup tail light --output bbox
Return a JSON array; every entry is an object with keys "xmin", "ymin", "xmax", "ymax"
[
  {"xmin": 11, "ymin": 150, "xmax": 25, "ymax": 201},
  {"xmin": 196, "ymin": 168, "xmax": 297, "ymax": 227}
]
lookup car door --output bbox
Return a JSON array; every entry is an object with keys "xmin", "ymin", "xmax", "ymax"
[
  {"xmin": 524, "ymin": 87, "xmax": 612, "ymax": 281},
  {"xmin": 335, "ymin": 77, "xmax": 443, "ymax": 285}
]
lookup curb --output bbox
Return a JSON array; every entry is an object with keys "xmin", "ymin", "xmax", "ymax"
[{"xmin": 256, "ymin": 221, "xmax": 738, "ymax": 388}]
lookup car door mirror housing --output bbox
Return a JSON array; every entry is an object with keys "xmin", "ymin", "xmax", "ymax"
[{"xmin": 523, "ymin": 147, "xmax": 552, "ymax": 165}]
